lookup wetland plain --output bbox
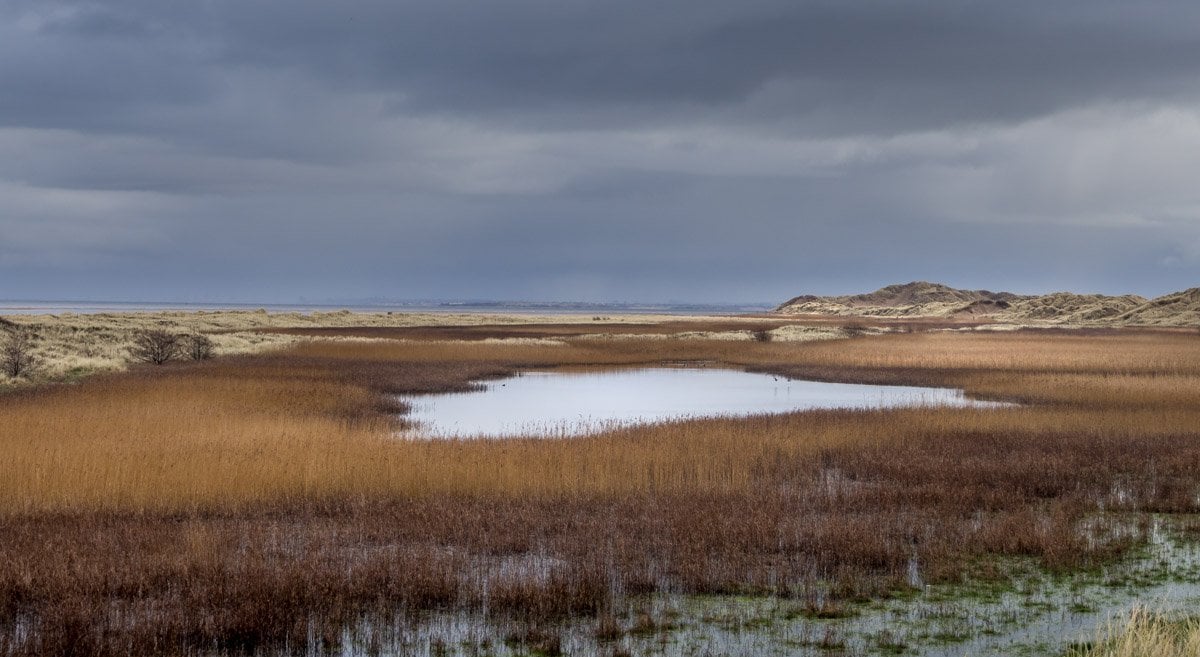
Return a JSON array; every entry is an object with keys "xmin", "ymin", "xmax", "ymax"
[{"xmin": 1, "ymin": 313, "xmax": 1199, "ymax": 656}]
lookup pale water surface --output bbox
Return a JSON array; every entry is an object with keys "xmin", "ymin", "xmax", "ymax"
[{"xmin": 399, "ymin": 367, "xmax": 1005, "ymax": 438}]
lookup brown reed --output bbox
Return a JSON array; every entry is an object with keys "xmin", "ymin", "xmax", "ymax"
[{"xmin": 0, "ymin": 327, "xmax": 1198, "ymax": 655}]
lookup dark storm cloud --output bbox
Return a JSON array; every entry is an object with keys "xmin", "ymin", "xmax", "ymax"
[
  {"xmin": 10, "ymin": 2, "xmax": 1200, "ymax": 132},
  {"xmin": 2, "ymin": 1, "xmax": 1199, "ymax": 302}
]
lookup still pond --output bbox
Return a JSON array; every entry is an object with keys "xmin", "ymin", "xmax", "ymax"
[{"xmin": 399, "ymin": 367, "xmax": 1006, "ymax": 438}]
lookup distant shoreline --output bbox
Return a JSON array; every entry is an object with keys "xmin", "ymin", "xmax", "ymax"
[{"xmin": 0, "ymin": 300, "xmax": 772, "ymax": 316}]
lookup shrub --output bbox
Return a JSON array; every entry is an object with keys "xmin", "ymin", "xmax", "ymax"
[
  {"xmin": 131, "ymin": 330, "xmax": 181, "ymax": 365},
  {"xmin": 1, "ymin": 327, "xmax": 39, "ymax": 378},
  {"xmin": 842, "ymin": 321, "xmax": 870, "ymax": 337},
  {"xmin": 183, "ymin": 334, "xmax": 215, "ymax": 361}
]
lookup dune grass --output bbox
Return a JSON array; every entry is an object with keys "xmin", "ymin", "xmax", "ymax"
[
  {"xmin": 0, "ymin": 309, "xmax": 745, "ymax": 385},
  {"xmin": 1070, "ymin": 608, "xmax": 1200, "ymax": 657},
  {"xmin": 0, "ymin": 328, "xmax": 1198, "ymax": 655}
]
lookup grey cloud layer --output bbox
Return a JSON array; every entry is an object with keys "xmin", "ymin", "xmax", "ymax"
[
  {"xmin": 11, "ymin": 2, "xmax": 1200, "ymax": 134},
  {"xmin": 1, "ymin": 1, "xmax": 1198, "ymax": 302}
]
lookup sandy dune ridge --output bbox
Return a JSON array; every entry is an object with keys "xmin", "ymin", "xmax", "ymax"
[{"xmin": 777, "ymin": 281, "xmax": 1200, "ymax": 326}]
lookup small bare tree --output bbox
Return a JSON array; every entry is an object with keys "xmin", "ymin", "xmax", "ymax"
[
  {"xmin": 183, "ymin": 334, "xmax": 214, "ymax": 361},
  {"xmin": 131, "ymin": 330, "xmax": 180, "ymax": 365},
  {"xmin": 2, "ymin": 328, "xmax": 39, "ymax": 378}
]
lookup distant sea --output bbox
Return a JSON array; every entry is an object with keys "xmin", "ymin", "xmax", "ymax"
[{"xmin": 0, "ymin": 300, "xmax": 773, "ymax": 316}]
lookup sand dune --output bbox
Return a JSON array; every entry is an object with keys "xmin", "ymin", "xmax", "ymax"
[
  {"xmin": 1118, "ymin": 287, "xmax": 1200, "ymax": 326},
  {"xmin": 776, "ymin": 281, "xmax": 1198, "ymax": 327}
]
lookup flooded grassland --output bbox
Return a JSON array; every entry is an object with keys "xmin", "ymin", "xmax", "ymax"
[
  {"xmin": 301, "ymin": 520, "xmax": 1200, "ymax": 657},
  {"xmin": 0, "ymin": 322, "xmax": 1198, "ymax": 656}
]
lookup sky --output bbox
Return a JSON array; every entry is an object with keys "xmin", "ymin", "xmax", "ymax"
[{"xmin": 2, "ymin": 0, "xmax": 1200, "ymax": 304}]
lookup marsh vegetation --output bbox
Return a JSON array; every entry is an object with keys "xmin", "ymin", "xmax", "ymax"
[{"xmin": 0, "ymin": 322, "xmax": 1198, "ymax": 655}]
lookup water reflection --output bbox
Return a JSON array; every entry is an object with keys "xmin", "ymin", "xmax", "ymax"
[{"xmin": 399, "ymin": 367, "xmax": 1005, "ymax": 438}]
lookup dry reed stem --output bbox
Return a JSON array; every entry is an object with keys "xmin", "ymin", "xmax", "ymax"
[{"xmin": 1070, "ymin": 607, "xmax": 1200, "ymax": 657}]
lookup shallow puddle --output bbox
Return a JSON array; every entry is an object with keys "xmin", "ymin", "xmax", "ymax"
[
  {"xmin": 398, "ymin": 367, "xmax": 1006, "ymax": 438},
  {"xmin": 268, "ymin": 521, "xmax": 1200, "ymax": 657}
]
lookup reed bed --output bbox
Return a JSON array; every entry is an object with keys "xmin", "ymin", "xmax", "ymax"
[{"xmin": 0, "ymin": 328, "xmax": 1198, "ymax": 655}]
